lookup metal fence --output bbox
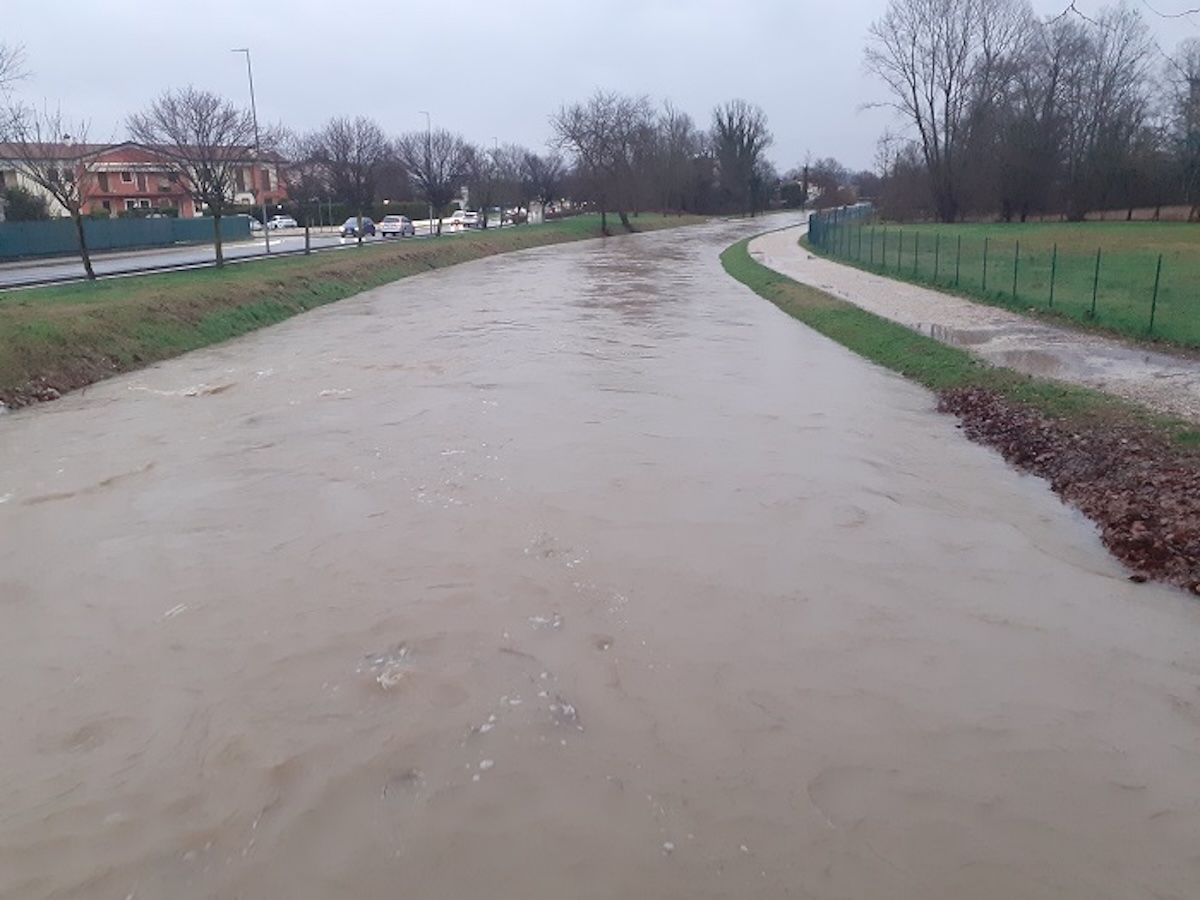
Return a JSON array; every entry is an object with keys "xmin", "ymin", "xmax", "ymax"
[
  {"xmin": 0, "ymin": 216, "xmax": 252, "ymax": 262},
  {"xmin": 806, "ymin": 207, "xmax": 1199, "ymax": 347}
]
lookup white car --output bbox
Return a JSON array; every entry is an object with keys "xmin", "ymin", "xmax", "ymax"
[
  {"xmin": 379, "ymin": 214, "xmax": 416, "ymax": 238},
  {"xmin": 267, "ymin": 215, "xmax": 298, "ymax": 229},
  {"xmin": 448, "ymin": 209, "xmax": 480, "ymax": 228}
]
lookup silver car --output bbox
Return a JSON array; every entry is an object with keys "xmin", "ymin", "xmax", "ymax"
[{"xmin": 379, "ymin": 215, "xmax": 416, "ymax": 238}]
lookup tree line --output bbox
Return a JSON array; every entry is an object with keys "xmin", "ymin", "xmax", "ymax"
[
  {"xmin": 0, "ymin": 45, "xmax": 775, "ymax": 276},
  {"xmin": 864, "ymin": 0, "xmax": 1200, "ymax": 222}
]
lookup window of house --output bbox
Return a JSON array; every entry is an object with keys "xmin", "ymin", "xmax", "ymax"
[
  {"xmin": 235, "ymin": 169, "xmax": 246, "ymax": 193},
  {"xmin": 97, "ymin": 172, "xmax": 109, "ymax": 192},
  {"xmin": 138, "ymin": 199, "xmax": 151, "ymax": 208},
  {"xmin": 135, "ymin": 173, "xmax": 147, "ymax": 192},
  {"xmin": 120, "ymin": 171, "xmax": 133, "ymax": 183},
  {"xmin": 125, "ymin": 199, "xmax": 138, "ymax": 210},
  {"xmin": 102, "ymin": 200, "xmax": 111, "ymax": 211}
]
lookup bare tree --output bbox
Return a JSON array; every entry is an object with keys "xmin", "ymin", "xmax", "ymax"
[
  {"xmin": 277, "ymin": 129, "xmax": 329, "ymax": 250},
  {"xmin": 1167, "ymin": 37, "xmax": 1200, "ymax": 219},
  {"xmin": 3, "ymin": 106, "xmax": 99, "ymax": 277},
  {"xmin": 307, "ymin": 116, "xmax": 390, "ymax": 243},
  {"xmin": 1054, "ymin": 5, "xmax": 1154, "ymax": 219},
  {"xmin": 395, "ymin": 128, "xmax": 472, "ymax": 236},
  {"xmin": 489, "ymin": 143, "xmax": 528, "ymax": 221},
  {"xmin": 128, "ymin": 87, "xmax": 258, "ymax": 266},
  {"xmin": 711, "ymin": 99, "xmax": 774, "ymax": 215},
  {"xmin": 522, "ymin": 151, "xmax": 564, "ymax": 218},
  {"xmin": 0, "ymin": 43, "xmax": 26, "ymax": 148},
  {"xmin": 864, "ymin": 0, "xmax": 1031, "ymax": 222},
  {"xmin": 652, "ymin": 102, "xmax": 705, "ymax": 213},
  {"xmin": 551, "ymin": 91, "xmax": 654, "ymax": 233},
  {"xmin": 463, "ymin": 144, "xmax": 497, "ymax": 228}
]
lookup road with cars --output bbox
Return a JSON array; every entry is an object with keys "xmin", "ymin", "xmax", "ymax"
[{"xmin": 0, "ymin": 220, "xmax": 470, "ymax": 290}]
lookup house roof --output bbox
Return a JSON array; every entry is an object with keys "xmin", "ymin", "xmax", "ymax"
[{"xmin": 0, "ymin": 140, "xmax": 283, "ymax": 166}]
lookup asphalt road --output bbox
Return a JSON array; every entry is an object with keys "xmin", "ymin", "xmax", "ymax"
[{"xmin": 0, "ymin": 226, "xmax": 443, "ymax": 290}]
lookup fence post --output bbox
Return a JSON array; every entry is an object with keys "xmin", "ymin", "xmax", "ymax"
[
  {"xmin": 897, "ymin": 230, "xmax": 903, "ymax": 272},
  {"xmin": 1049, "ymin": 243, "xmax": 1057, "ymax": 308},
  {"xmin": 882, "ymin": 228, "xmax": 887, "ymax": 267},
  {"xmin": 870, "ymin": 226, "xmax": 876, "ymax": 265},
  {"xmin": 955, "ymin": 235, "xmax": 962, "ymax": 287},
  {"xmin": 1012, "ymin": 239, "xmax": 1020, "ymax": 302},
  {"xmin": 1089, "ymin": 247, "xmax": 1102, "ymax": 319},
  {"xmin": 1149, "ymin": 253, "xmax": 1163, "ymax": 334},
  {"xmin": 982, "ymin": 237, "xmax": 989, "ymax": 293},
  {"xmin": 857, "ymin": 224, "xmax": 863, "ymax": 261},
  {"xmin": 934, "ymin": 233, "xmax": 940, "ymax": 282},
  {"xmin": 913, "ymin": 231, "xmax": 920, "ymax": 276}
]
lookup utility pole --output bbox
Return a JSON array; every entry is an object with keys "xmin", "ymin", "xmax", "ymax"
[
  {"xmin": 232, "ymin": 47, "xmax": 270, "ymax": 253},
  {"xmin": 420, "ymin": 110, "xmax": 433, "ymax": 236}
]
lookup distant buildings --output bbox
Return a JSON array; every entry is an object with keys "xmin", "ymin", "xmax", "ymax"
[{"xmin": 0, "ymin": 140, "xmax": 287, "ymax": 218}]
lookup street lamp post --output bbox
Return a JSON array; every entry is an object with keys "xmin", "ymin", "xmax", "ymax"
[
  {"xmin": 231, "ymin": 47, "xmax": 270, "ymax": 254},
  {"xmin": 420, "ymin": 110, "xmax": 433, "ymax": 236},
  {"xmin": 492, "ymin": 136, "xmax": 499, "ymax": 227}
]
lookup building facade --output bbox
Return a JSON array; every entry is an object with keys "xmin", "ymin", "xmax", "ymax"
[{"xmin": 0, "ymin": 141, "xmax": 287, "ymax": 218}]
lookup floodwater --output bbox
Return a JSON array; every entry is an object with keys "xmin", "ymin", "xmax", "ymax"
[{"xmin": 2, "ymin": 218, "xmax": 1199, "ymax": 899}]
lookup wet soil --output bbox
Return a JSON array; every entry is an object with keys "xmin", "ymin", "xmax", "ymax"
[{"xmin": 940, "ymin": 387, "xmax": 1200, "ymax": 593}]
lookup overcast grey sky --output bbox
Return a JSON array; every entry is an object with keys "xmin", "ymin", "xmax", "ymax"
[{"xmin": 5, "ymin": 0, "xmax": 1199, "ymax": 174}]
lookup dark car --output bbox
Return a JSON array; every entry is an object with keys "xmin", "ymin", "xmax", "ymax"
[{"xmin": 341, "ymin": 216, "xmax": 376, "ymax": 237}]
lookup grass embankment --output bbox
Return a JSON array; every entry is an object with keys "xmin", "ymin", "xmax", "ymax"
[
  {"xmin": 722, "ymin": 237, "xmax": 1200, "ymax": 592},
  {"xmin": 0, "ymin": 213, "xmax": 706, "ymax": 407},
  {"xmin": 811, "ymin": 220, "xmax": 1200, "ymax": 349}
]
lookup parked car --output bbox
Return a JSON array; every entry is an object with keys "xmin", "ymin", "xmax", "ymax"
[
  {"xmin": 268, "ymin": 215, "xmax": 298, "ymax": 229},
  {"xmin": 379, "ymin": 214, "xmax": 415, "ymax": 238},
  {"xmin": 248, "ymin": 217, "xmax": 263, "ymax": 231},
  {"xmin": 341, "ymin": 216, "xmax": 376, "ymax": 237},
  {"xmin": 448, "ymin": 209, "xmax": 480, "ymax": 228}
]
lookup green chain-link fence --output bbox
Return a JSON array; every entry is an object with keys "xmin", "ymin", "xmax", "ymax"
[{"xmin": 807, "ymin": 207, "xmax": 1200, "ymax": 347}]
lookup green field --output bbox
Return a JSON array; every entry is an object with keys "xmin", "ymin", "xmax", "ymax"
[
  {"xmin": 0, "ymin": 213, "xmax": 707, "ymax": 406},
  {"xmin": 810, "ymin": 220, "xmax": 1200, "ymax": 348}
]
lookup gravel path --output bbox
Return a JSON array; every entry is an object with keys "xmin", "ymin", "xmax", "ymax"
[{"xmin": 749, "ymin": 225, "xmax": 1200, "ymax": 422}]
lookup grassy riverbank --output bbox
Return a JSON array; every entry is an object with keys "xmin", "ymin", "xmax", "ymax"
[
  {"xmin": 722, "ymin": 236, "xmax": 1200, "ymax": 593},
  {"xmin": 807, "ymin": 220, "xmax": 1200, "ymax": 349},
  {"xmin": 0, "ymin": 213, "xmax": 706, "ymax": 407}
]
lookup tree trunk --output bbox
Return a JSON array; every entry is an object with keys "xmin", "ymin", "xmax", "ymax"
[
  {"xmin": 213, "ymin": 212, "xmax": 224, "ymax": 267},
  {"xmin": 618, "ymin": 210, "xmax": 632, "ymax": 231},
  {"xmin": 72, "ymin": 212, "xmax": 96, "ymax": 280},
  {"xmin": 600, "ymin": 208, "xmax": 608, "ymax": 235}
]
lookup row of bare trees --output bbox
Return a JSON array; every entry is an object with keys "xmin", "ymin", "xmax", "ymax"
[
  {"xmin": 551, "ymin": 92, "xmax": 774, "ymax": 234},
  {"xmin": 865, "ymin": 0, "xmax": 1200, "ymax": 222},
  {"xmin": 1, "ymin": 41, "xmax": 777, "ymax": 277}
]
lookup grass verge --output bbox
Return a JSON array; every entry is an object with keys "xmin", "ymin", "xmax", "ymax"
[
  {"xmin": 0, "ymin": 213, "xmax": 706, "ymax": 407},
  {"xmin": 722, "ymin": 236, "xmax": 1200, "ymax": 593}
]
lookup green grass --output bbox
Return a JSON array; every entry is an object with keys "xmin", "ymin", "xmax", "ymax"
[
  {"xmin": 0, "ymin": 213, "xmax": 707, "ymax": 404},
  {"xmin": 721, "ymin": 236, "xmax": 1200, "ymax": 444},
  {"xmin": 809, "ymin": 220, "xmax": 1200, "ymax": 349}
]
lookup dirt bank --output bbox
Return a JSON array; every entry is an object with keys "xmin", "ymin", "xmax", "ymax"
[{"xmin": 939, "ymin": 387, "xmax": 1200, "ymax": 592}]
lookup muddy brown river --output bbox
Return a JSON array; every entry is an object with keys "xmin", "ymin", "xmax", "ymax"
[{"xmin": 2, "ymin": 218, "xmax": 1199, "ymax": 899}]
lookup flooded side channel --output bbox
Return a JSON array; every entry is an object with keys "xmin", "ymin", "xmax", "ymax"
[{"xmin": 1, "ymin": 219, "xmax": 1199, "ymax": 899}]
